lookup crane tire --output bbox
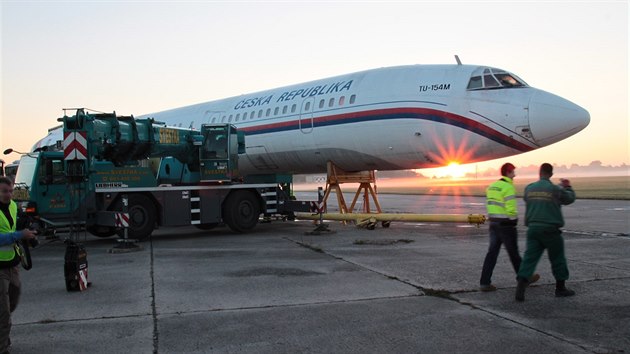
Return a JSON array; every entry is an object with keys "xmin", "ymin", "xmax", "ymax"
[
  {"xmin": 87, "ymin": 226, "xmax": 117, "ymax": 238},
  {"xmin": 116, "ymin": 194, "xmax": 156, "ymax": 240},
  {"xmin": 222, "ymin": 190, "xmax": 260, "ymax": 233}
]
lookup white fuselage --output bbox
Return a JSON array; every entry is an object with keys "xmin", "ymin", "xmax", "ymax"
[{"xmin": 34, "ymin": 64, "xmax": 590, "ymax": 174}]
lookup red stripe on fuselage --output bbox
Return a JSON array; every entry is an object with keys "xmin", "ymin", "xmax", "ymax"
[{"xmin": 240, "ymin": 107, "xmax": 535, "ymax": 152}]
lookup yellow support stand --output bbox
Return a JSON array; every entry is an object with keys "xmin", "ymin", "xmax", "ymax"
[{"xmin": 321, "ymin": 161, "xmax": 382, "ymax": 214}]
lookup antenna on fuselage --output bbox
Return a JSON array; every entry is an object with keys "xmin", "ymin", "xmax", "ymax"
[{"xmin": 454, "ymin": 55, "xmax": 462, "ymax": 65}]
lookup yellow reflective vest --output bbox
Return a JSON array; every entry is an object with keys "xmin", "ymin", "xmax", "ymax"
[
  {"xmin": 486, "ymin": 177, "xmax": 518, "ymax": 220},
  {"xmin": 0, "ymin": 200, "xmax": 19, "ymax": 264}
]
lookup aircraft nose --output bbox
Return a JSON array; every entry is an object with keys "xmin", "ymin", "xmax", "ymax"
[{"xmin": 528, "ymin": 90, "xmax": 590, "ymax": 146}]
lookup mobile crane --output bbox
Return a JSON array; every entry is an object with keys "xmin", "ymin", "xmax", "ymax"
[{"xmin": 11, "ymin": 109, "xmax": 309, "ymax": 239}]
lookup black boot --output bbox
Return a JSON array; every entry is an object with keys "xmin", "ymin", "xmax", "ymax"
[
  {"xmin": 555, "ymin": 280, "xmax": 576, "ymax": 297},
  {"xmin": 515, "ymin": 278, "xmax": 528, "ymax": 302}
]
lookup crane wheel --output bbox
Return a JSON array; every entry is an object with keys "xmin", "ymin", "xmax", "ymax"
[
  {"xmin": 222, "ymin": 190, "xmax": 260, "ymax": 233},
  {"xmin": 195, "ymin": 223, "xmax": 219, "ymax": 231},
  {"xmin": 87, "ymin": 226, "xmax": 117, "ymax": 238},
  {"xmin": 116, "ymin": 194, "xmax": 157, "ymax": 240}
]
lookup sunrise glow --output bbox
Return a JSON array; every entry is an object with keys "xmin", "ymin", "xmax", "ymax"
[{"xmin": 445, "ymin": 162, "xmax": 467, "ymax": 179}]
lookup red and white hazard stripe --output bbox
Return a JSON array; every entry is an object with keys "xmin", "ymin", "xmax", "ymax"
[
  {"xmin": 115, "ymin": 213, "xmax": 130, "ymax": 228},
  {"xmin": 63, "ymin": 131, "xmax": 88, "ymax": 160},
  {"xmin": 310, "ymin": 201, "xmax": 324, "ymax": 213},
  {"xmin": 78, "ymin": 269, "xmax": 88, "ymax": 291}
]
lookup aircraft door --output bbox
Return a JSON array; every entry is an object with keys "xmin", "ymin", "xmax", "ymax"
[
  {"xmin": 467, "ymin": 95, "xmax": 533, "ymax": 142},
  {"xmin": 299, "ymin": 98, "xmax": 314, "ymax": 134}
]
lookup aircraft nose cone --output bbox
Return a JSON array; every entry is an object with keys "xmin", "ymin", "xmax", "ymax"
[{"xmin": 528, "ymin": 90, "xmax": 590, "ymax": 146}]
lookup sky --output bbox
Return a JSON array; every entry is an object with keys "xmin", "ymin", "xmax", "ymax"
[{"xmin": 1, "ymin": 1, "xmax": 628, "ymax": 177}]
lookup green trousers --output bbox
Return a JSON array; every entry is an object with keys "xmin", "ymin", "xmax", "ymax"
[{"xmin": 517, "ymin": 225, "xmax": 569, "ymax": 281}]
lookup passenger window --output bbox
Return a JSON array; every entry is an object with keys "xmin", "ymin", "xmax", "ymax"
[
  {"xmin": 349, "ymin": 95, "xmax": 356, "ymax": 104},
  {"xmin": 319, "ymin": 99, "xmax": 325, "ymax": 109},
  {"xmin": 251, "ymin": 111, "xmax": 255, "ymax": 120},
  {"xmin": 258, "ymin": 110, "xmax": 263, "ymax": 118},
  {"xmin": 221, "ymin": 116, "xmax": 226, "ymax": 122},
  {"xmin": 291, "ymin": 104, "xmax": 297, "ymax": 113},
  {"xmin": 243, "ymin": 112, "xmax": 248, "ymax": 120},
  {"xmin": 266, "ymin": 108, "xmax": 271, "ymax": 117},
  {"xmin": 305, "ymin": 102, "xmax": 311, "ymax": 111},
  {"xmin": 329, "ymin": 98, "xmax": 335, "ymax": 107},
  {"xmin": 339, "ymin": 96, "xmax": 345, "ymax": 106},
  {"xmin": 211, "ymin": 117, "xmax": 216, "ymax": 123},
  {"xmin": 228, "ymin": 115, "xmax": 233, "ymax": 122},
  {"xmin": 274, "ymin": 107, "xmax": 279, "ymax": 115},
  {"xmin": 283, "ymin": 106, "xmax": 288, "ymax": 114},
  {"xmin": 235, "ymin": 114, "xmax": 240, "ymax": 122}
]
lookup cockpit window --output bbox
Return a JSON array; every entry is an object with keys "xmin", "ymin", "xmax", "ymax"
[
  {"xmin": 467, "ymin": 67, "xmax": 528, "ymax": 90},
  {"xmin": 467, "ymin": 76, "xmax": 482, "ymax": 89},
  {"xmin": 483, "ymin": 74, "xmax": 500, "ymax": 88}
]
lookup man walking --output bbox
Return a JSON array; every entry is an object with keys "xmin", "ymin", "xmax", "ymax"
[
  {"xmin": 515, "ymin": 163, "xmax": 576, "ymax": 302},
  {"xmin": 0, "ymin": 176, "xmax": 37, "ymax": 354},
  {"xmin": 480, "ymin": 163, "xmax": 538, "ymax": 291}
]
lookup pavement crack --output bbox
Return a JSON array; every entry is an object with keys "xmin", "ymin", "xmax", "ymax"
[
  {"xmin": 569, "ymin": 259, "xmax": 630, "ymax": 272},
  {"xmin": 458, "ymin": 303, "xmax": 602, "ymax": 353},
  {"xmin": 150, "ymin": 237, "xmax": 159, "ymax": 354},
  {"xmin": 157, "ymin": 294, "xmax": 422, "ymax": 316},
  {"xmin": 285, "ymin": 236, "xmax": 448, "ymax": 298},
  {"xmin": 14, "ymin": 313, "xmax": 153, "ymax": 326},
  {"xmin": 286, "ymin": 236, "xmax": 605, "ymax": 353}
]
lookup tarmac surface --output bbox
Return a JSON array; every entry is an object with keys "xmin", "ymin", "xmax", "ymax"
[{"xmin": 11, "ymin": 194, "xmax": 630, "ymax": 353}]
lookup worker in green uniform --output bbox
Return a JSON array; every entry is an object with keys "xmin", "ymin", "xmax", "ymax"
[
  {"xmin": 515, "ymin": 163, "xmax": 576, "ymax": 302},
  {"xmin": 0, "ymin": 177, "xmax": 37, "ymax": 354}
]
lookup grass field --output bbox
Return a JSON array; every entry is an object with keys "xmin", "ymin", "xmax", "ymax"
[{"xmin": 296, "ymin": 176, "xmax": 630, "ymax": 200}]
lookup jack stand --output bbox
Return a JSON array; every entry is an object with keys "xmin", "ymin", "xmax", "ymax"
[
  {"xmin": 108, "ymin": 194, "xmax": 143, "ymax": 254},
  {"xmin": 320, "ymin": 161, "xmax": 383, "ymax": 215}
]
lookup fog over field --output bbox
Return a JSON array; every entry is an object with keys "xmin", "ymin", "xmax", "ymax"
[{"xmin": 294, "ymin": 161, "xmax": 630, "ymax": 200}]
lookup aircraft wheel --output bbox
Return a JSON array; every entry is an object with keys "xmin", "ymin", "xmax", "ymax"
[{"xmin": 222, "ymin": 190, "xmax": 260, "ymax": 232}]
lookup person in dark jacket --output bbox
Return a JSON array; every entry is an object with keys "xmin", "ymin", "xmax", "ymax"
[{"xmin": 515, "ymin": 163, "xmax": 576, "ymax": 302}]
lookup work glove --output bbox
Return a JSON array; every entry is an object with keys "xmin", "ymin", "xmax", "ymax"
[{"xmin": 559, "ymin": 178, "xmax": 572, "ymax": 188}]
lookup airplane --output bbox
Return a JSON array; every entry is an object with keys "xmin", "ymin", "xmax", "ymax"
[{"xmin": 30, "ymin": 60, "xmax": 590, "ymax": 175}]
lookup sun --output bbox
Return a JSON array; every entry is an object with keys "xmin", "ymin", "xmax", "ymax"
[{"xmin": 445, "ymin": 162, "xmax": 467, "ymax": 179}]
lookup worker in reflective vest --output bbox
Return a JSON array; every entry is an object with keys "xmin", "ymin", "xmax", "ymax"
[
  {"xmin": 0, "ymin": 176, "xmax": 37, "ymax": 354},
  {"xmin": 479, "ymin": 163, "xmax": 539, "ymax": 292}
]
